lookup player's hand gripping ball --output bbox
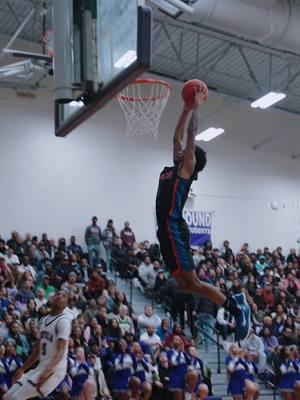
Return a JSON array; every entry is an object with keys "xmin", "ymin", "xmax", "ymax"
[{"xmin": 181, "ymin": 79, "xmax": 208, "ymax": 108}]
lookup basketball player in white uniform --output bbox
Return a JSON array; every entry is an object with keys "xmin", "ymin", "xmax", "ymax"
[{"xmin": 4, "ymin": 290, "xmax": 71, "ymax": 400}]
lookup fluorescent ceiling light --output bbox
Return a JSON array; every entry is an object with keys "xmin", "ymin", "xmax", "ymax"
[
  {"xmin": 114, "ymin": 50, "xmax": 137, "ymax": 69},
  {"xmin": 251, "ymin": 92, "xmax": 286, "ymax": 109},
  {"xmin": 150, "ymin": 0, "xmax": 179, "ymax": 16},
  {"xmin": 196, "ymin": 127, "xmax": 225, "ymax": 142},
  {"xmin": 69, "ymin": 100, "xmax": 84, "ymax": 107}
]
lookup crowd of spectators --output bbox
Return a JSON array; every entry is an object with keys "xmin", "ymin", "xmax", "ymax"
[{"xmin": 0, "ymin": 218, "xmax": 299, "ymax": 399}]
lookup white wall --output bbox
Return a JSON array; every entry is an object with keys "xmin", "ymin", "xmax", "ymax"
[{"xmin": 0, "ymin": 77, "xmax": 300, "ymax": 253}]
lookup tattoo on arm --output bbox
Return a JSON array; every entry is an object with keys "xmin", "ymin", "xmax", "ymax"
[{"xmin": 187, "ymin": 106, "xmax": 200, "ymax": 139}]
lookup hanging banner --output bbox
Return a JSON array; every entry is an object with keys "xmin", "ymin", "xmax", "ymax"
[{"xmin": 183, "ymin": 211, "xmax": 212, "ymax": 247}]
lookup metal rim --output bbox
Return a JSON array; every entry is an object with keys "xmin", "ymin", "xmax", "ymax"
[{"xmin": 116, "ymin": 78, "xmax": 172, "ymax": 102}]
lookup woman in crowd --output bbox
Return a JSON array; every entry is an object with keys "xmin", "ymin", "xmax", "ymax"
[
  {"xmin": 156, "ymin": 319, "xmax": 171, "ymax": 342},
  {"xmin": 69, "ymin": 347, "xmax": 95, "ymax": 400},
  {"xmin": 227, "ymin": 344, "xmax": 259, "ymax": 400},
  {"xmin": 132, "ymin": 342, "xmax": 152, "ymax": 400},
  {"xmin": 110, "ymin": 338, "xmax": 140, "ymax": 400},
  {"xmin": 187, "ymin": 346, "xmax": 209, "ymax": 400},
  {"xmin": 2, "ymin": 340, "xmax": 23, "ymax": 390},
  {"xmin": 278, "ymin": 347, "xmax": 298, "ymax": 400},
  {"xmin": 167, "ymin": 335, "xmax": 192, "ymax": 400}
]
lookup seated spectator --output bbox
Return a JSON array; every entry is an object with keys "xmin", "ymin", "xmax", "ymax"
[
  {"xmin": 156, "ymin": 319, "xmax": 171, "ymax": 342},
  {"xmin": 15, "ymin": 280, "xmax": 35, "ymax": 311},
  {"xmin": 3, "ymin": 321, "xmax": 29, "ymax": 360},
  {"xmin": 112, "ymin": 291, "xmax": 135, "ymax": 317},
  {"xmin": 115, "ymin": 305, "xmax": 135, "ymax": 336},
  {"xmin": 241, "ymin": 330, "xmax": 266, "ymax": 373},
  {"xmin": 107, "ymin": 318, "xmax": 122, "ymax": 340},
  {"xmin": 65, "ymin": 296, "xmax": 81, "ymax": 320},
  {"xmin": 4, "ymin": 248, "xmax": 19, "ymax": 266},
  {"xmin": 279, "ymin": 327, "xmax": 297, "ymax": 346},
  {"xmin": 82, "ymin": 298, "xmax": 98, "ymax": 324},
  {"xmin": 137, "ymin": 304, "xmax": 161, "ymax": 331},
  {"xmin": 215, "ymin": 306, "xmax": 235, "ymax": 341},
  {"xmin": 165, "ymin": 324, "xmax": 189, "ymax": 348},
  {"xmin": 260, "ymin": 326, "xmax": 278, "ymax": 365},
  {"xmin": 261, "ymin": 283, "xmax": 276, "ymax": 312},
  {"xmin": 140, "ymin": 326, "xmax": 162, "ymax": 353},
  {"xmin": 87, "ymin": 270, "xmax": 105, "ymax": 299},
  {"xmin": 62, "ymin": 271, "xmax": 83, "ymax": 301},
  {"xmin": 35, "ymin": 275, "xmax": 56, "ymax": 300},
  {"xmin": 138, "ymin": 256, "xmax": 156, "ymax": 290},
  {"xmin": 18, "ymin": 256, "xmax": 36, "ymax": 281}
]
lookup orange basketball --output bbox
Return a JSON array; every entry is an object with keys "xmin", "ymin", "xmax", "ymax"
[{"xmin": 181, "ymin": 79, "xmax": 208, "ymax": 107}]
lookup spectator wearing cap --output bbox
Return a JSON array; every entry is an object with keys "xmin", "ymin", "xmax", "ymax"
[
  {"xmin": 102, "ymin": 219, "xmax": 118, "ymax": 272},
  {"xmin": 67, "ymin": 235, "xmax": 83, "ymax": 258},
  {"xmin": 35, "ymin": 275, "xmax": 56, "ymax": 300},
  {"xmin": 85, "ymin": 216, "xmax": 102, "ymax": 268},
  {"xmin": 120, "ymin": 221, "xmax": 136, "ymax": 249},
  {"xmin": 256, "ymin": 255, "xmax": 269, "ymax": 276}
]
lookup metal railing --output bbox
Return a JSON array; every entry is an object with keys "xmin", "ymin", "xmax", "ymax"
[{"xmin": 194, "ymin": 319, "xmax": 222, "ymax": 374}]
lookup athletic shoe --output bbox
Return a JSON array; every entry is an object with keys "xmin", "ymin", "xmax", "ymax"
[{"xmin": 231, "ymin": 293, "xmax": 251, "ymax": 341}]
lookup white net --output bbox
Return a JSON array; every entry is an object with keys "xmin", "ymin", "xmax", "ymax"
[{"xmin": 116, "ymin": 79, "xmax": 171, "ymax": 142}]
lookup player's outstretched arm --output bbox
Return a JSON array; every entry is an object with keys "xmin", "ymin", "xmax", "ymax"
[
  {"xmin": 179, "ymin": 85, "xmax": 207, "ymax": 179},
  {"xmin": 12, "ymin": 343, "xmax": 40, "ymax": 384},
  {"xmin": 173, "ymin": 106, "xmax": 192, "ymax": 164}
]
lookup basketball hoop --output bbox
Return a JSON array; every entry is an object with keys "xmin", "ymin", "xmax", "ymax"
[
  {"xmin": 43, "ymin": 30, "xmax": 54, "ymax": 57},
  {"xmin": 116, "ymin": 79, "xmax": 171, "ymax": 142}
]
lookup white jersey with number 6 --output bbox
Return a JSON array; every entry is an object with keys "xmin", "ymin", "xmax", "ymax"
[{"xmin": 39, "ymin": 313, "xmax": 71, "ymax": 371}]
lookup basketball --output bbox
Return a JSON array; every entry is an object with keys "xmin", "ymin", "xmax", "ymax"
[{"xmin": 181, "ymin": 79, "xmax": 208, "ymax": 107}]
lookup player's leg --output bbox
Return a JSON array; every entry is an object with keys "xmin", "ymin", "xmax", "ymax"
[
  {"xmin": 4, "ymin": 369, "xmax": 40, "ymax": 400},
  {"xmin": 175, "ymin": 271, "xmax": 225, "ymax": 305}
]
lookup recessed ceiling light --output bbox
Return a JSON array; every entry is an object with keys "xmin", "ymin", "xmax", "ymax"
[
  {"xmin": 196, "ymin": 127, "xmax": 225, "ymax": 142},
  {"xmin": 251, "ymin": 92, "xmax": 286, "ymax": 109}
]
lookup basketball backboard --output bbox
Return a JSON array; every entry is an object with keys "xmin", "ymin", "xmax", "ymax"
[{"xmin": 53, "ymin": 0, "xmax": 152, "ymax": 137}]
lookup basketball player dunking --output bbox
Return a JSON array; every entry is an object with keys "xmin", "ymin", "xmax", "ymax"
[
  {"xmin": 156, "ymin": 81, "xmax": 251, "ymax": 341},
  {"xmin": 4, "ymin": 290, "xmax": 71, "ymax": 400}
]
